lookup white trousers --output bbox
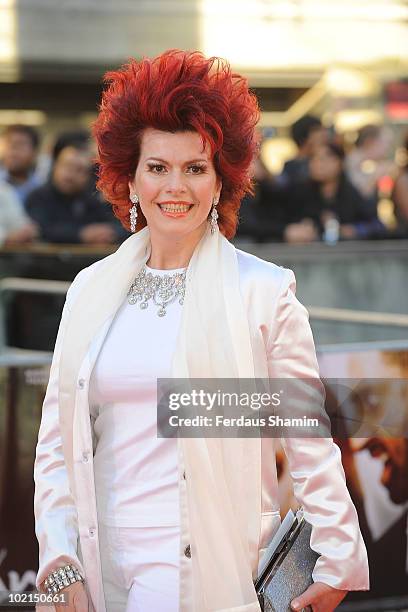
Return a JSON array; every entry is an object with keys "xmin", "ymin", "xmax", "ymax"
[{"xmin": 98, "ymin": 521, "xmax": 181, "ymax": 612}]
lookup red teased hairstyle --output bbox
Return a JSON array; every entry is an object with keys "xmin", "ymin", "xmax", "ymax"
[{"xmin": 93, "ymin": 49, "xmax": 260, "ymax": 239}]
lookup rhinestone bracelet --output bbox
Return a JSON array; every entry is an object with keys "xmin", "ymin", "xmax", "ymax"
[{"xmin": 44, "ymin": 564, "xmax": 84, "ymax": 594}]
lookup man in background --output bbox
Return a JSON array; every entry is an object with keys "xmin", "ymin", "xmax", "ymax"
[
  {"xmin": 279, "ymin": 115, "xmax": 328, "ymax": 188},
  {"xmin": 346, "ymin": 124, "xmax": 394, "ymax": 208},
  {"xmin": 26, "ymin": 141, "xmax": 127, "ymax": 244},
  {"xmin": 0, "ymin": 125, "xmax": 43, "ymax": 208}
]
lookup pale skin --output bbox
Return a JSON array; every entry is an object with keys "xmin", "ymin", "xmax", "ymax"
[
  {"xmin": 129, "ymin": 128, "xmax": 222, "ymax": 269},
  {"xmin": 46, "ymin": 129, "xmax": 348, "ymax": 611}
]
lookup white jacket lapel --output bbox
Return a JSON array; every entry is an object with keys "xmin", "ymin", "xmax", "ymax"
[{"xmin": 58, "ymin": 228, "xmax": 151, "ymax": 490}]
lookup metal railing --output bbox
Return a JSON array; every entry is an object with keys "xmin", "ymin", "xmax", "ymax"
[
  {"xmin": 1, "ymin": 276, "xmax": 408, "ymax": 362},
  {"xmin": 0, "ymin": 277, "xmax": 69, "ymax": 365},
  {"xmin": 308, "ymin": 306, "xmax": 408, "ymax": 327}
]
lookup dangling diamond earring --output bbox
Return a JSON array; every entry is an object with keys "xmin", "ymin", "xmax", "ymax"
[
  {"xmin": 129, "ymin": 194, "xmax": 139, "ymax": 233},
  {"xmin": 210, "ymin": 197, "xmax": 219, "ymax": 234}
]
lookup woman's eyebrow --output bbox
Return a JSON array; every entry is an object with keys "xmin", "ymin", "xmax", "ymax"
[{"xmin": 145, "ymin": 157, "xmax": 208, "ymax": 164}]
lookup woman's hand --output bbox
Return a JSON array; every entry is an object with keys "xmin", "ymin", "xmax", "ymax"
[
  {"xmin": 291, "ymin": 581, "xmax": 348, "ymax": 611},
  {"xmin": 55, "ymin": 582, "xmax": 89, "ymax": 611}
]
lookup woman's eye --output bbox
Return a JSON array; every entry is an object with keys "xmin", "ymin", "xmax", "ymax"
[
  {"xmin": 188, "ymin": 165, "xmax": 205, "ymax": 174},
  {"xmin": 148, "ymin": 164, "xmax": 166, "ymax": 173}
]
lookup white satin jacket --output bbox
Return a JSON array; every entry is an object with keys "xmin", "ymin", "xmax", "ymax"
[{"xmin": 33, "ymin": 241, "xmax": 369, "ymax": 612}]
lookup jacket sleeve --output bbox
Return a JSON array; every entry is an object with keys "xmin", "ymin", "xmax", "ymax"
[
  {"xmin": 266, "ymin": 269, "xmax": 370, "ymax": 591},
  {"xmin": 33, "ymin": 266, "xmax": 95, "ymax": 589}
]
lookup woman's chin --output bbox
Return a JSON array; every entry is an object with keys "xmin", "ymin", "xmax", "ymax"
[{"xmin": 149, "ymin": 217, "xmax": 208, "ymax": 241}]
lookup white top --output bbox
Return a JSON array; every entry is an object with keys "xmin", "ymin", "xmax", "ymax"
[{"xmin": 89, "ymin": 264, "xmax": 186, "ymax": 527}]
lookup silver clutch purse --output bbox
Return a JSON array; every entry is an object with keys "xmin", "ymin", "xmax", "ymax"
[{"xmin": 254, "ymin": 508, "xmax": 320, "ymax": 612}]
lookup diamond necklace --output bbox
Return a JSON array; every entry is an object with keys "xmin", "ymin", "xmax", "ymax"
[{"xmin": 127, "ymin": 265, "xmax": 187, "ymax": 317}]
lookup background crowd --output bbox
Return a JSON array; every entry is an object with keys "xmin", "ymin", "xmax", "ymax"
[
  {"xmin": 238, "ymin": 117, "xmax": 408, "ymax": 243},
  {"xmin": 0, "ymin": 118, "xmax": 408, "ymax": 247},
  {"xmin": 0, "ymin": 125, "xmax": 129, "ymax": 248}
]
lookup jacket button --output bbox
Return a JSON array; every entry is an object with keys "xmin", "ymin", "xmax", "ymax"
[
  {"xmin": 82, "ymin": 452, "xmax": 89, "ymax": 463},
  {"xmin": 89, "ymin": 528, "xmax": 96, "ymax": 538},
  {"xmin": 184, "ymin": 544, "xmax": 191, "ymax": 558},
  {"xmin": 78, "ymin": 378, "xmax": 86, "ymax": 389},
  {"xmin": 182, "ymin": 470, "xmax": 186, "ymax": 480}
]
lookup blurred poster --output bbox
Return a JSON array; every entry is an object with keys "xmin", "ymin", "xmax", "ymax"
[
  {"xmin": 1, "ymin": 351, "xmax": 407, "ymax": 603},
  {"xmin": 319, "ymin": 349, "xmax": 408, "ymax": 599},
  {"xmin": 276, "ymin": 348, "xmax": 408, "ymax": 601},
  {"xmin": 0, "ymin": 363, "xmax": 49, "ymax": 596}
]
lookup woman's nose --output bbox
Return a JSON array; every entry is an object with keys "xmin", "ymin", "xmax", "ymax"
[{"xmin": 164, "ymin": 169, "xmax": 188, "ymax": 194}]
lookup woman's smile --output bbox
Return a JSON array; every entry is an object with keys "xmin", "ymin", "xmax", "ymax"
[{"xmin": 157, "ymin": 200, "xmax": 194, "ymax": 217}]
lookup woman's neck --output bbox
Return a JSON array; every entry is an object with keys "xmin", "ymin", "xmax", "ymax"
[{"xmin": 146, "ymin": 224, "xmax": 207, "ymax": 270}]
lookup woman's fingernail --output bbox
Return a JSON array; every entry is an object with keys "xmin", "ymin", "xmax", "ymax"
[{"xmin": 291, "ymin": 601, "xmax": 300, "ymax": 611}]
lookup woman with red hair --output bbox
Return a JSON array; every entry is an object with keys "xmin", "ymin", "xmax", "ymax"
[{"xmin": 34, "ymin": 50, "xmax": 368, "ymax": 612}]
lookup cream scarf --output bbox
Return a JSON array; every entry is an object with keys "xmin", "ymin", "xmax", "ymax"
[{"xmin": 59, "ymin": 224, "xmax": 262, "ymax": 612}]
